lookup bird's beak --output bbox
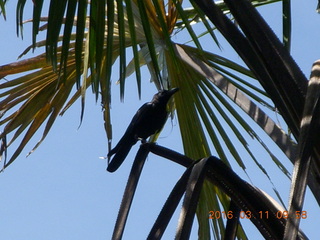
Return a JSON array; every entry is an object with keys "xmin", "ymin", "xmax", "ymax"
[{"xmin": 168, "ymin": 87, "xmax": 179, "ymax": 96}]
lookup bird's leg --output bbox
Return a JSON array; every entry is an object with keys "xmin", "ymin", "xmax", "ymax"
[
  {"xmin": 140, "ymin": 138, "xmax": 147, "ymax": 144},
  {"xmin": 134, "ymin": 134, "xmax": 147, "ymax": 144}
]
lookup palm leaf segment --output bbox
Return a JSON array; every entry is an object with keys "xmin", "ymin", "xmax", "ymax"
[{"xmin": 0, "ymin": 0, "xmax": 296, "ymax": 238}]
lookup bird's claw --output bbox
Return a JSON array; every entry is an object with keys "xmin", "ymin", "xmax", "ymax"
[{"xmin": 134, "ymin": 134, "xmax": 146, "ymax": 143}]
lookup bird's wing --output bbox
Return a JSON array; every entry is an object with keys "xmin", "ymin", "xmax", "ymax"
[
  {"xmin": 124, "ymin": 102, "xmax": 152, "ymax": 134},
  {"xmin": 108, "ymin": 102, "xmax": 152, "ymax": 156}
]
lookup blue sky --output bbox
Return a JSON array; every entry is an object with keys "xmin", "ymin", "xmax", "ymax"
[{"xmin": 1, "ymin": 1, "xmax": 320, "ymax": 239}]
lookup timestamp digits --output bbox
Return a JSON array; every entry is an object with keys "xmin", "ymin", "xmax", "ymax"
[{"xmin": 208, "ymin": 210, "xmax": 307, "ymax": 220}]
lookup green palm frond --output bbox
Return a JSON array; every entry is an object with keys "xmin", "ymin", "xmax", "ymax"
[
  {"xmin": 0, "ymin": 0, "xmax": 7, "ymax": 20},
  {"xmin": 1, "ymin": 1, "xmax": 146, "ymax": 168},
  {"xmin": 168, "ymin": 43, "xmax": 293, "ymax": 209},
  {"xmin": 282, "ymin": 0, "xmax": 291, "ymax": 51}
]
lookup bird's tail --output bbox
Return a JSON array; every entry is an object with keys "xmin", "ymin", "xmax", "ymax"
[{"xmin": 107, "ymin": 138, "xmax": 136, "ymax": 172}]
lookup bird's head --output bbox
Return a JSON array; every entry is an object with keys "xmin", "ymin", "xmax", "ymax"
[{"xmin": 152, "ymin": 88, "xmax": 179, "ymax": 104}]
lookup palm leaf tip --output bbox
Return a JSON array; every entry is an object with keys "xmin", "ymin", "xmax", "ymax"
[{"xmin": 0, "ymin": 134, "xmax": 7, "ymax": 170}]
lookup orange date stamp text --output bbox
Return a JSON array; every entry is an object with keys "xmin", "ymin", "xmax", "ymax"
[{"xmin": 208, "ymin": 210, "xmax": 307, "ymax": 220}]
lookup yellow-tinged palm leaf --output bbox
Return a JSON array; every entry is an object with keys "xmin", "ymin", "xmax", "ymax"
[
  {"xmin": 0, "ymin": 1, "xmax": 145, "ymax": 169},
  {"xmin": 0, "ymin": 62, "xmax": 76, "ymax": 168}
]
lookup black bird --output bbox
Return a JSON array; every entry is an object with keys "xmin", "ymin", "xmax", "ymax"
[{"xmin": 107, "ymin": 88, "xmax": 179, "ymax": 172}]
